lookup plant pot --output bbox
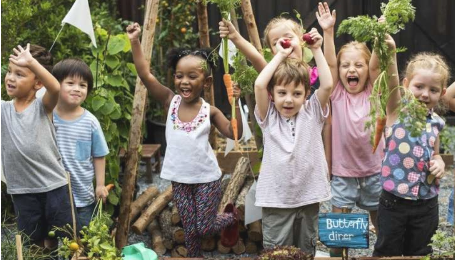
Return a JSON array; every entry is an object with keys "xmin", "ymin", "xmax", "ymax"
[{"xmin": 144, "ymin": 119, "xmax": 167, "ymax": 155}]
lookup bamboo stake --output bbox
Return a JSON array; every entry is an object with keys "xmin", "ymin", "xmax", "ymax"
[
  {"xmin": 115, "ymin": 0, "xmax": 160, "ymax": 249},
  {"xmin": 66, "ymin": 173, "xmax": 77, "ymax": 240},
  {"xmin": 15, "ymin": 235, "xmax": 23, "ymax": 260}
]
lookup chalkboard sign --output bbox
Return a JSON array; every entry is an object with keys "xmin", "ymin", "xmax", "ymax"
[{"xmin": 318, "ymin": 213, "xmax": 369, "ymax": 249}]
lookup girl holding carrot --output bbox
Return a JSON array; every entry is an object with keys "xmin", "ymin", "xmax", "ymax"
[
  {"xmin": 316, "ymin": 3, "xmax": 384, "ymax": 256},
  {"xmin": 253, "ymin": 28, "xmax": 333, "ymax": 254},
  {"xmin": 127, "ymin": 23, "xmax": 243, "ymax": 257},
  {"xmin": 373, "ymin": 35, "xmax": 450, "ymax": 255}
]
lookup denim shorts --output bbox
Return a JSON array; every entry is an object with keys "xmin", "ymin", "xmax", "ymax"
[
  {"xmin": 12, "ymin": 185, "xmax": 73, "ymax": 243},
  {"xmin": 331, "ymin": 173, "xmax": 381, "ymax": 211},
  {"xmin": 77, "ymin": 202, "xmax": 97, "ymax": 230}
]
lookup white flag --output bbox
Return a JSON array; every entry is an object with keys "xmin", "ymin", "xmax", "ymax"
[{"xmin": 62, "ymin": 0, "xmax": 97, "ymax": 48}]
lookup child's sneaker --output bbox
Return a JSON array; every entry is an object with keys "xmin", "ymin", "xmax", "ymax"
[{"xmin": 220, "ymin": 203, "xmax": 239, "ymax": 247}]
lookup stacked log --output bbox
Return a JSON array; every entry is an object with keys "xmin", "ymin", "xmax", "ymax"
[{"xmin": 127, "ymin": 157, "xmax": 263, "ymax": 255}]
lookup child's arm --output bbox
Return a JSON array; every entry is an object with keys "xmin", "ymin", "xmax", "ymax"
[
  {"xmin": 368, "ymin": 16, "xmax": 385, "ymax": 85},
  {"xmin": 308, "ymin": 28, "xmax": 333, "ymax": 108},
  {"xmin": 442, "ymin": 81, "xmax": 455, "ymax": 112},
  {"xmin": 254, "ymin": 40, "xmax": 292, "ymax": 120},
  {"xmin": 219, "ymin": 19, "xmax": 267, "ymax": 72},
  {"xmin": 94, "ymin": 157, "xmax": 108, "ymax": 203},
  {"xmin": 384, "ymin": 35, "xmax": 400, "ymax": 125},
  {"xmin": 127, "ymin": 23, "xmax": 174, "ymax": 110},
  {"xmin": 211, "ymin": 85, "xmax": 243, "ymax": 139},
  {"xmin": 316, "ymin": 2, "xmax": 338, "ymax": 87},
  {"xmin": 9, "ymin": 44, "xmax": 60, "ymax": 114},
  {"xmin": 430, "ymin": 136, "xmax": 445, "ymax": 179}
]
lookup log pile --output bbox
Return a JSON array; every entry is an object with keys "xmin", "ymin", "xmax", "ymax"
[{"xmin": 128, "ymin": 157, "xmax": 263, "ymax": 256}]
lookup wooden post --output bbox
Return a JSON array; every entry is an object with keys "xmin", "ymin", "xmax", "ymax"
[
  {"xmin": 115, "ymin": 0, "xmax": 160, "ymax": 249},
  {"xmin": 196, "ymin": 1, "xmax": 217, "ymax": 150},
  {"xmin": 15, "ymin": 235, "xmax": 23, "ymax": 260},
  {"xmin": 240, "ymin": 0, "xmax": 263, "ymax": 150}
]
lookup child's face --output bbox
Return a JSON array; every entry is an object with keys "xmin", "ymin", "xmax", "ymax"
[
  {"xmin": 59, "ymin": 76, "xmax": 88, "ymax": 107},
  {"xmin": 272, "ymin": 82, "xmax": 306, "ymax": 118},
  {"xmin": 338, "ymin": 49, "xmax": 369, "ymax": 94},
  {"xmin": 174, "ymin": 56, "xmax": 209, "ymax": 103},
  {"xmin": 4, "ymin": 63, "xmax": 39, "ymax": 99},
  {"xmin": 268, "ymin": 22, "xmax": 302, "ymax": 60},
  {"xmin": 404, "ymin": 69, "xmax": 446, "ymax": 110}
]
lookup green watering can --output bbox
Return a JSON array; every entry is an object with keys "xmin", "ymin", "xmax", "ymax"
[{"xmin": 122, "ymin": 242, "xmax": 158, "ymax": 260}]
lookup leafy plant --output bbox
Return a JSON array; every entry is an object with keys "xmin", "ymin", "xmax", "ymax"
[
  {"xmin": 421, "ymin": 230, "xmax": 455, "ymax": 260},
  {"xmin": 231, "ymin": 52, "xmax": 258, "ymax": 96},
  {"xmin": 440, "ymin": 125, "xmax": 455, "ymax": 154}
]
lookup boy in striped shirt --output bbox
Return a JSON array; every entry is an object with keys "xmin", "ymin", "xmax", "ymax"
[{"xmin": 52, "ymin": 58, "xmax": 109, "ymax": 228}]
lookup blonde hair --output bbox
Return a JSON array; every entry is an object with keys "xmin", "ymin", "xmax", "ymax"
[
  {"xmin": 404, "ymin": 52, "xmax": 450, "ymax": 89},
  {"xmin": 268, "ymin": 59, "xmax": 310, "ymax": 94},
  {"xmin": 263, "ymin": 17, "xmax": 304, "ymax": 49},
  {"xmin": 336, "ymin": 41, "xmax": 372, "ymax": 67}
]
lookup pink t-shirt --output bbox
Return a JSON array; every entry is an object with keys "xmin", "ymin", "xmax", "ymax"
[
  {"xmin": 331, "ymin": 81, "xmax": 384, "ymax": 177},
  {"xmin": 254, "ymin": 92, "xmax": 331, "ymax": 208}
]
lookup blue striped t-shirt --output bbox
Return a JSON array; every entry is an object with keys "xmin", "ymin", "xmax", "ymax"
[{"xmin": 53, "ymin": 110, "xmax": 109, "ymax": 207}]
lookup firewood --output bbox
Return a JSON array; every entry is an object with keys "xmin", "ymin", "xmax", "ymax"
[
  {"xmin": 132, "ymin": 186, "xmax": 173, "ymax": 234},
  {"xmin": 221, "ymin": 177, "xmax": 230, "ymax": 193},
  {"xmin": 151, "ymin": 228, "xmax": 166, "ymax": 255},
  {"xmin": 146, "ymin": 218, "xmax": 160, "ymax": 235},
  {"xmin": 245, "ymin": 238, "xmax": 258, "ymax": 254},
  {"xmin": 171, "ymin": 245, "xmax": 188, "ymax": 258},
  {"xmin": 130, "ymin": 186, "xmax": 160, "ymax": 223},
  {"xmin": 217, "ymin": 239, "xmax": 231, "ymax": 254},
  {"xmin": 162, "ymin": 238, "xmax": 174, "ymax": 250},
  {"xmin": 171, "ymin": 204, "xmax": 181, "ymax": 225},
  {"xmin": 247, "ymin": 220, "xmax": 262, "ymax": 242},
  {"xmin": 232, "ymin": 238, "xmax": 246, "ymax": 255},
  {"xmin": 201, "ymin": 236, "xmax": 216, "ymax": 252},
  {"xmin": 172, "ymin": 226, "xmax": 185, "ymax": 244},
  {"xmin": 218, "ymin": 157, "xmax": 249, "ymax": 212},
  {"xmin": 235, "ymin": 178, "xmax": 254, "ymax": 222}
]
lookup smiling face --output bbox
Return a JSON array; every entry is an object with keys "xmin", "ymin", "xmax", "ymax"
[
  {"xmin": 338, "ymin": 48, "xmax": 369, "ymax": 94},
  {"xmin": 59, "ymin": 76, "xmax": 89, "ymax": 108},
  {"xmin": 404, "ymin": 69, "xmax": 446, "ymax": 110},
  {"xmin": 4, "ymin": 62, "xmax": 40, "ymax": 99},
  {"xmin": 266, "ymin": 20, "xmax": 303, "ymax": 60},
  {"xmin": 272, "ymin": 82, "xmax": 306, "ymax": 118},
  {"xmin": 174, "ymin": 55, "xmax": 210, "ymax": 103}
]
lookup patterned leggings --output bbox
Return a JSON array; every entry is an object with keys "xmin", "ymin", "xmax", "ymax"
[{"xmin": 172, "ymin": 180, "xmax": 235, "ymax": 257}]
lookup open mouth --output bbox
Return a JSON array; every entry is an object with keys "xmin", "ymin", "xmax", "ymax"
[
  {"xmin": 181, "ymin": 88, "xmax": 192, "ymax": 98},
  {"xmin": 7, "ymin": 84, "xmax": 16, "ymax": 90},
  {"xmin": 347, "ymin": 76, "xmax": 359, "ymax": 87}
]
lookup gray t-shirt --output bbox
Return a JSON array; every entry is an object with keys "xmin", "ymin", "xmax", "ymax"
[{"xmin": 1, "ymin": 98, "xmax": 67, "ymax": 194}]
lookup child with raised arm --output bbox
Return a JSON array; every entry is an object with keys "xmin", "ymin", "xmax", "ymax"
[
  {"xmin": 127, "ymin": 23, "xmax": 243, "ymax": 257},
  {"xmin": 254, "ymin": 28, "xmax": 332, "ymax": 254},
  {"xmin": 316, "ymin": 3, "xmax": 383, "ymax": 255},
  {"xmin": 52, "ymin": 58, "xmax": 109, "ymax": 229},
  {"xmin": 373, "ymin": 34, "xmax": 450, "ymax": 255},
  {"xmin": 1, "ymin": 44, "xmax": 72, "ymax": 249}
]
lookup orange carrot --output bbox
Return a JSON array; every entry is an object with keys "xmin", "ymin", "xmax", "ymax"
[
  {"xmin": 223, "ymin": 74, "xmax": 233, "ymax": 105},
  {"xmin": 106, "ymin": 184, "xmax": 115, "ymax": 192},
  {"xmin": 231, "ymin": 118, "xmax": 238, "ymax": 142},
  {"xmin": 372, "ymin": 116, "xmax": 387, "ymax": 154}
]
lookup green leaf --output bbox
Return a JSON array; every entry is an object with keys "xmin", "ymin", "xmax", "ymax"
[
  {"xmin": 106, "ymin": 75, "xmax": 123, "ymax": 87},
  {"xmin": 100, "ymin": 100, "xmax": 115, "ymax": 115},
  {"xmin": 107, "ymin": 192, "xmax": 119, "ymax": 205},
  {"xmin": 107, "ymin": 35, "xmax": 126, "ymax": 55},
  {"xmin": 92, "ymin": 96, "xmax": 106, "ymax": 111},
  {"xmin": 105, "ymin": 55, "xmax": 119, "ymax": 69},
  {"xmin": 126, "ymin": 63, "xmax": 137, "ymax": 76},
  {"xmin": 303, "ymin": 47, "xmax": 313, "ymax": 63},
  {"xmin": 120, "ymin": 33, "xmax": 131, "ymax": 52}
]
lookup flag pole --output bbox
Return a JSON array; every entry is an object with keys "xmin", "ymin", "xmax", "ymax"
[{"xmin": 49, "ymin": 24, "xmax": 65, "ymax": 52}]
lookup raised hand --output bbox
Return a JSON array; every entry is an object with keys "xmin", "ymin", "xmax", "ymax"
[
  {"xmin": 305, "ymin": 28, "xmax": 323, "ymax": 49},
  {"xmin": 9, "ymin": 44, "xmax": 33, "ymax": 67},
  {"xmin": 219, "ymin": 19, "xmax": 238, "ymax": 40},
  {"xmin": 126, "ymin": 22, "xmax": 141, "ymax": 40},
  {"xmin": 316, "ymin": 2, "xmax": 336, "ymax": 31}
]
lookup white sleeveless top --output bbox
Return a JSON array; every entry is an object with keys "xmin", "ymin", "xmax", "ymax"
[{"xmin": 160, "ymin": 95, "xmax": 221, "ymax": 183}]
